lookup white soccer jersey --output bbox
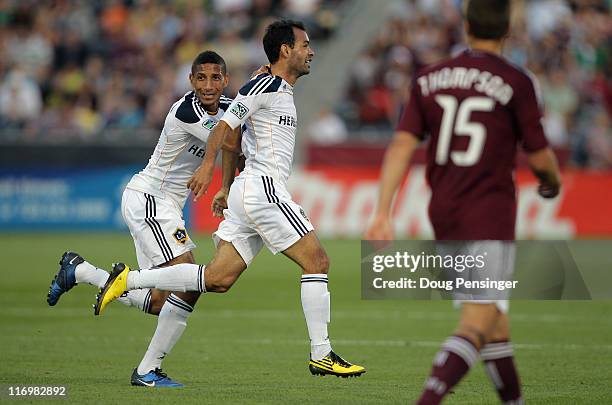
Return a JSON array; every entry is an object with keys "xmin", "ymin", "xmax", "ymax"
[
  {"xmin": 221, "ymin": 73, "xmax": 296, "ymax": 187},
  {"xmin": 126, "ymin": 91, "xmax": 233, "ymax": 209}
]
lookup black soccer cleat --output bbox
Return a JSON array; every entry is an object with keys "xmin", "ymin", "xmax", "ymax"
[{"xmin": 47, "ymin": 251, "xmax": 84, "ymax": 306}]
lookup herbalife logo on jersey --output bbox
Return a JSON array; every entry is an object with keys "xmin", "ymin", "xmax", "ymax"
[
  {"xmin": 278, "ymin": 115, "xmax": 297, "ymax": 127},
  {"xmin": 230, "ymin": 102, "xmax": 249, "ymax": 119},
  {"xmin": 202, "ymin": 118, "xmax": 218, "ymax": 130}
]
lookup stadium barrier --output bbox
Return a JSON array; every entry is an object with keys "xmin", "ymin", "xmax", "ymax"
[
  {"xmin": 0, "ymin": 166, "xmax": 140, "ymax": 230},
  {"xmin": 2, "ymin": 165, "xmax": 610, "ymax": 237},
  {"xmin": 193, "ymin": 166, "xmax": 612, "ymax": 238}
]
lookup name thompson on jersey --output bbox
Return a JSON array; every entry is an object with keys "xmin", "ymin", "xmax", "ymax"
[{"xmin": 127, "ymin": 91, "xmax": 233, "ymax": 209}]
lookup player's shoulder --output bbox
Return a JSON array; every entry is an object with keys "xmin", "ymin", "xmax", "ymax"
[
  {"xmin": 471, "ymin": 49, "xmax": 536, "ymax": 85},
  {"xmin": 238, "ymin": 73, "xmax": 283, "ymax": 96},
  {"xmin": 175, "ymin": 91, "xmax": 205, "ymax": 124},
  {"xmin": 412, "ymin": 51, "xmax": 462, "ymax": 79},
  {"xmin": 506, "ymin": 59, "xmax": 539, "ymax": 88}
]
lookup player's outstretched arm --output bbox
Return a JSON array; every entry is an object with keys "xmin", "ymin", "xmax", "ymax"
[
  {"xmin": 527, "ymin": 147, "xmax": 562, "ymax": 199},
  {"xmin": 211, "ymin": 127, "xmax": 242, "ymax": 217},
  {"xmin": 188, "ymin": 120, "xmax": 233, "ymax": 201},
  {"xmin": 365, "ymin": 131, "xmax": 419, "ymax": 240}
]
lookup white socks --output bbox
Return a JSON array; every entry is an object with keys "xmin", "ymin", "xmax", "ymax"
[
  {"xmin": 301, "ymin": 274, "xmax": 332, "ymax": 360},
  {"xmin": 75, "ymin": 261, "xmax": 150, "ymax": 311},
  {"xmin": 119, "ymin": 289, "xmax": 152, "ymax": 312},
  {"xmin": 137, "ymin": 294, "xmax": 193, "ymax": 374},
  {"xmin": 75, "ymin": 261, "xmax": 109, "ymax": 288},
  {"xmin": 127, "ymin": 264, "xmax": 205, "ymax": 293}
]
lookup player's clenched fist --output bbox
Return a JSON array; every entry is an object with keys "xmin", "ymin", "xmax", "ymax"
[
  {"xmin": 187, "ymin": 165, "xmax": 213, "ymax": 202},
  {"xmin": 538, "ymin": 182, "xmax": 560, "ymax": 199}
]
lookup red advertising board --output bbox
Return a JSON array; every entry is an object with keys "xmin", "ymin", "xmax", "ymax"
[{"xmin": 192, "ymin": 166, "xmax": 612, "ymax": 238}]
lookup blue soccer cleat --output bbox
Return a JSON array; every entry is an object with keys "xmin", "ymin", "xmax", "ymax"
[
  {"xmin": 47, "ymin": 251, "xmax": 84, "ymax": 306},
  {"xmin": 131, "ymin": 368, "xmax": 183, "ymax": 388}
]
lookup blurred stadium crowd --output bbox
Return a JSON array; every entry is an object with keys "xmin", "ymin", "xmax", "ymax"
[
  {"xmin": 0, "ymin": 0, "xmax": 341, "ymax": 140},
  {"xmin": 343, "ymin": 0, "xmax": 612, "ymax": 168},
  {"xmin": 0, "ymin": 0, "xmax": 610, "ymax": 168}
]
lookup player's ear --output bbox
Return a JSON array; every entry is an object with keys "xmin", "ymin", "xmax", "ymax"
[
  {"xmin": 188, "ymin": 72, "xmax": 194, "ymax": 84},
  {"xmin": 281, "ymin": 43, "xmax": 291, "ymax": 59},
  {"xmin": 223, "ymin": 72, "xmax": 229, "ymax": 88}
]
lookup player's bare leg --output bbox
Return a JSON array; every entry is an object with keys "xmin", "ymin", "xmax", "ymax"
[
  {"xmin": 283, "ymin": 231, "xmax": 329, "ymax": 275},
  {"xmin": 282, "ymin": 231, "xmax": 365, "ymax": 377},
  {"xmin": 480, "ymin": 312, "xmax": 523, "ymax": 403},
  {"xmin": 454, "ymin": 303, "xmax": 500, "ymax": 347},
  {"xmin": 201, "ymin": 240, "xmax": 248, "ymax": 292}
]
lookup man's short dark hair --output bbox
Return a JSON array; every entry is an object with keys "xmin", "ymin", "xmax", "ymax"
[
  {"xmin": 192, "ymin": 51, "xmax": 227, "ymax": 75},
  {"xmin": 465, "ymin": 0, "xmax": 510, "ymax": 40},
  {"xmin": 263, "ymin": 19, "xmax": 306, "ymax": 64}
]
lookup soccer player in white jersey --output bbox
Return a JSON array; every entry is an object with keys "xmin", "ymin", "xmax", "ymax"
[
  {"xmin": 94, "ymin": 20, "xmax": 366, "ymax": 378},
  {"xmin": 47, "ymin": 51, "xmax": 239, "ymax": 387}
]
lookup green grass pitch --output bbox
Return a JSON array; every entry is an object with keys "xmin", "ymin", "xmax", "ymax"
[{"xmin": 1, "ymin": 233, "xmax": 611, "ymax": 404}]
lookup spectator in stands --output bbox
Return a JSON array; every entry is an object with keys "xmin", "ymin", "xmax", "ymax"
[
  {"xmin": 586, "ymin": 107, "xmax": 612, "ymax": 168},
  {"xmin": 0, "ymin": 67, "xmax": 42, "ymax": 129},
  {"xmin": 339, "ymin": 0, "xmax": 611, "ymax": 169},
  {"xmin": 0, "ymin": 0, "xmax": 344, "ymax": 138}
]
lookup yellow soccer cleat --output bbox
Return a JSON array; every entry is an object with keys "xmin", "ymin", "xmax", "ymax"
[
  {"xmin": 94, "ymin": 263, "xmax": 130, "ymax": 316},
  {"xmin": 309, "ymin": 351, "xmax": 366, "ymax": 378}
]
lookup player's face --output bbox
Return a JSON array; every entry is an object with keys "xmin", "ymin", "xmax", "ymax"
[
  {"xmin": 289, "ymin": 28, "xmax": 314, "ymax": 78},
  {"xmin": 189, "ymin": 63, "xmax": 228, "ymax": 111}
]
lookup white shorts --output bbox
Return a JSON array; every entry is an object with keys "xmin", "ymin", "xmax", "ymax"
[
  {"xmin": 122, "ymin": 188, "xmax": 196, "ymax": 269},
  {"xmin": 213, "ymin": 175, "xmax": 314, "ymax": 266},
  {"xmin": 436, "ymin": 240, "xmax": 516, "ymax": 314}
]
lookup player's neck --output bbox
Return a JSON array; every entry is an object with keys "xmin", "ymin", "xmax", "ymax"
[
  {"xmin": 200, "ymin": 99, "xmax": 219, "ymax": 115},
  {"xmin": 269, "ymin": 64, "xmax": 297, "ymax": 86},
  {"xmin": 467, "ymin": 37, "xmax": 503, "ymax": 55}
]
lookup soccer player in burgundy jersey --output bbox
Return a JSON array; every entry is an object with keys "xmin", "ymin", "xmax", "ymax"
[{"xmin": 366, "ymin": 0, "xmax": 561, "ymax": 403}]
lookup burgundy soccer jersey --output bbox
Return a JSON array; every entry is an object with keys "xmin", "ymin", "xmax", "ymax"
[{"xmin": 397, "ymin": 49, "xmax": 549, "ymax": 240}]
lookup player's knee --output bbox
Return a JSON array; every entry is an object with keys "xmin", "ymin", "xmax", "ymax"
[
  {"xmin": 206, "ymin": 274, "xmax": 237, "ymax": 293},
  {"xmin": 208, "ymin": 281, "xmax": 232, "ymax": 293},
  {"xmin": 303, "ymin": 249, "xmax": 329, "ymax": 274}
]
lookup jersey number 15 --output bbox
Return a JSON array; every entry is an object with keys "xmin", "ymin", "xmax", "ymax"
[{"xmin": 434, "ymin": 95, "xmax": 495, "ymax": 166}]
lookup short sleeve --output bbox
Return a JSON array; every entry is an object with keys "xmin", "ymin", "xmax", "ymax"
[
  {"xmin": 397, "ymin": 77, "xmax": 426, "ymax": 139},
  {"xmin": 221, "ymin": 74, "xmax": 278, "ymax": 130},
  {"xmin": 221, "ymin": 91, "xmax": 263, "ymax": 130},
  {"xmin": 174, "ymin": 98, "xmax": 210, "ymax": 142},
  {"xmin": 512, "ymin": 72, "xmax": 549, "ymax": 152}
]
